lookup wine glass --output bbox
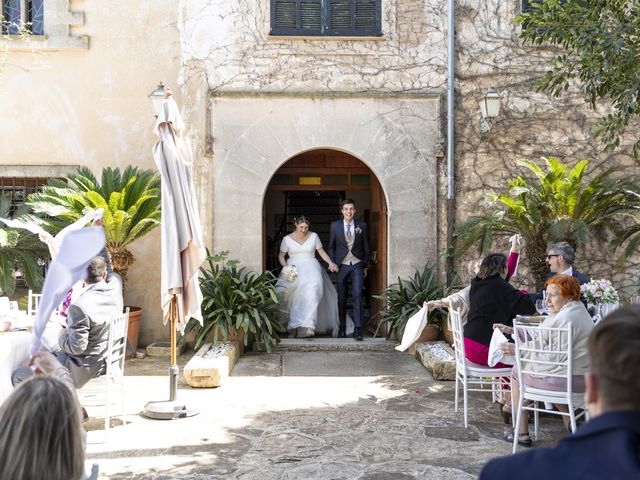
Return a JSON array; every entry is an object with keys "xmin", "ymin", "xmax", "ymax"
[{"xmin": 535, "ymin": 299, "xmax": 547, "ymax": 315}]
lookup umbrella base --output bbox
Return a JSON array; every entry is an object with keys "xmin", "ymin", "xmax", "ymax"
[{"xmin": 142, "ymin": 400, "xmax": 200, "ymax": 420}]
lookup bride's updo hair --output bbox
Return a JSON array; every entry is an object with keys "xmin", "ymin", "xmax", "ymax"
[{"xmin": 294, "ymin": 215, "xmax": 310, "ymax": 226}]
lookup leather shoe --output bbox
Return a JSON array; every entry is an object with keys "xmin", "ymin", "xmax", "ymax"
[
  {"xmin": 354, "ymin": 328, "xmax": 363, "ymax": 341},
  {"xmin": 338, "ymin": 330, "xmax": 346, "ymax": 338}
]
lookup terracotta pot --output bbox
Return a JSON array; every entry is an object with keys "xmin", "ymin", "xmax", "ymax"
[
  {"xmin": 407, "ymin": 324, "xmax": 440, "ymax": 354},
  {"xmin": 212, "ymin": 326, "xmax": 246, "ymax": 355},
  {"xmin": 443, "ymin": 328, "xmax": 454, "ymax": 346},
  {"xmin": 125, "ymin": 306, "xmax": 143, "ymax": 359}
]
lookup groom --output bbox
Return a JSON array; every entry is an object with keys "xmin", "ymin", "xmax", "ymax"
[{"xmin": 328, "ymin": 199, "xmax": 370, "ymax": 341}]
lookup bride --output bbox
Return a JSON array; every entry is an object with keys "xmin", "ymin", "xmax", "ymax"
[{"xmin": 277, "ymin": 215, "xmax": 343, "ymax": 338}]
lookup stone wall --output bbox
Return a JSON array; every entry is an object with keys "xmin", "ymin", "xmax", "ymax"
[
  {"xmin": 0, "ymin": 1, "xmax": 182, "ymax": 345},
  {"xmin": 452, "ymin": 1, "xmax": 640, "ymax": 297}
]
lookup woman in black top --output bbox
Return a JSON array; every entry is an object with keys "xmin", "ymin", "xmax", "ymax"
[{"xmin": 464, "ymin": 253, "xmax": 536, "ymax": 367}]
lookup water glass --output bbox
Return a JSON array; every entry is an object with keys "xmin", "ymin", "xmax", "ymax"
[{"xmin": 535, "ymin": 299, "xmax": 547, "ymax": 315}]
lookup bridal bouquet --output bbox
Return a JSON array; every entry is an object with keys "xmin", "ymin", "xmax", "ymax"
[
  {"xmin": 580, "ymin": 278, "xmax": 619, "ymax": 304},
  {"xmin": 282, "ymin": 265, "xmax": 298, "ymax": 282}
]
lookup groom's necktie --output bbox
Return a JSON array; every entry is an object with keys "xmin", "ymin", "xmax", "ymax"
[{"xmin": 346, "ymin": 224, "xmax": 352, "ymax": 240}]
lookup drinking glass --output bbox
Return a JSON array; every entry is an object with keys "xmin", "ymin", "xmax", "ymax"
[{"xmin": 535, "ymin": 299, "xmax": 547, "ymax": 315}]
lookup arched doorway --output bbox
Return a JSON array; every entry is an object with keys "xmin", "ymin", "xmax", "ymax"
[{"xmin": 263, "ymin": 148, "xmax": 388, "ymax": 329}]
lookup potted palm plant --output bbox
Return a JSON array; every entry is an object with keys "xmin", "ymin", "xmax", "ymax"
[
  {"xmin": 374, "ymin": 263, "xmax": 455, "ymax": 342},
  {"xmin": 0, "ymin": 195, "xmax": 48, "ymax": 295},
  {"xmin": 26, "ymin": 166, "xmax": 161, "ymax": 354}
]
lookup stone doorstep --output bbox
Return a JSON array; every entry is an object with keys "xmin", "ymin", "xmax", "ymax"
[
  {"xmin": 415, "ymin": 341, "xmax": 456, "ymax": 381},
  {"xmin": 183, "ymin": 342, "xmax": 239, "ymax": 388},
  {"xmin": 276, "ymin": 337, "xmax": 397, "ymax": 352}
]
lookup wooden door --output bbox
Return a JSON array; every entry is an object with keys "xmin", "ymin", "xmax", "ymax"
[{"xmin": 367, "ymin": 175, "xmax": 387, "ymax": 331}]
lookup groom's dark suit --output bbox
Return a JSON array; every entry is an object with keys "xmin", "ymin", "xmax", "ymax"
[{"xmin": 328, "ymin": 219, "xmax": 370, "ymax": 336}]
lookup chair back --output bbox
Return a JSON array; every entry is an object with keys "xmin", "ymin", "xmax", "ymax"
[
  {"xmin": 513, "ymin": 320, "xmax": 573, "ymax": 396},
  {"xmin": 449, "ymin": 308, "xmax": 466, "ymax": 372},
  {"xmin": 106, "ymin": 308, "xmax": 129, "ymax": 381},
  {"xmin": 27, "ymin": 290, "xmax": 42, "ymax": 317}
]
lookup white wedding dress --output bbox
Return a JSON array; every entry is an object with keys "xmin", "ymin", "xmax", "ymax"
[{"xmin": 278, "ymin": 233, "xmax": 346, "ymax": 336}]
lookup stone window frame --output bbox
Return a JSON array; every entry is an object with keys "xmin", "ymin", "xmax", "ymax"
[
  {"xmin": 270, "ymin": 0, "xmax": 382, "ymax": 38},
  {"xmin": 0, "ymin": 0, "xmax": 88, "ymax": 50}
]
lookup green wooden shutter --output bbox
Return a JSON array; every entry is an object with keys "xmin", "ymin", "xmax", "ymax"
[
  {"xmin": 271, "ymin": 0, "xmax": 380, "ymax": 36},
  {"xmin": 327, "ymin": 0, "xmax": 380, "ymax": 36},
  {"xmin": 271, "ymin": 0, "xmax": 322, "ymax": 35}
]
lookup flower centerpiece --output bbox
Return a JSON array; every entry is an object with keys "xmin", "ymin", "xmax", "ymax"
[
  {"xmin": 282, "ymin": 265, "xmax": 298, "ymax": 283},
  {"xmin": 580, "ymin": 278, "xmax": 619, "ymax": 305}
]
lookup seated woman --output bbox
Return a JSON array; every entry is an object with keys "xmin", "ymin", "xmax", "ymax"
[
  {"xmin": 426, "ymin": 235, "xmax": 524, "ymax": 327},
  {"xmin": 277, "ymin": 215, "xmax": 341, "ymax": 338},
  {"xmin": 464, "ymin": 253, "xmax": 536, "ymax": 367},
  {"xmin": 495, "ymin": 274, "xmax": 594, "ymax": 447}
]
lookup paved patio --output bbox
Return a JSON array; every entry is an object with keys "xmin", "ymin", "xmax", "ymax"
[{"xmin": 85, "ymin": 341, "xmax": 568, "ymax": 479}]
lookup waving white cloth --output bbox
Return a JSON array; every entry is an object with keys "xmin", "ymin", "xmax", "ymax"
[
  {"xmin": 488, "ymin": 328, "xmax": 515, "ymax": 367},
  {"xmin": 29, "ymin": 227, "xmax": 105, "ymax": 357},
  {"xmin": 395, "ymin": 306, "xmax": 430, "ymax": 352},
  {"xmin": 0, "ymin": 208, "xmax": 103, "ymax": 260}
]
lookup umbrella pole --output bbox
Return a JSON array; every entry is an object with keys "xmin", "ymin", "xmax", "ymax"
[
  {"xmin": 169, "ymin": 294, "xmax": 178, "ymax": 401},
  {"xmin": 142, "ymin": 294, "xmax": 199, "ymax": 419}
]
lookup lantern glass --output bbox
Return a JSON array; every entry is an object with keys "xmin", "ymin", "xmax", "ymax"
[
  {"xmin": 479, "ymin": 87, "xmax": 501, "ymax": 118},
  {"xmin": 148, "ymin": 82, "xmax": 167, "ymax": 117}
]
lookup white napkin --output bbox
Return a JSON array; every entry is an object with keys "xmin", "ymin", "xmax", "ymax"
[
  {"xmin": 488, "ymin": 328, "xmax": 515, "ymax": 367},
  {"xmin": 30, "ymin": 227, "xmax": 105, "ymax": 357},
  {"xmin": 395, "ymin": 306, "xmax": 429, "ymax": 352}
]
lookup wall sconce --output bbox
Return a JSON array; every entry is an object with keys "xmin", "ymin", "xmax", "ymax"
[
  {"xmin": 477, "ymin": 87, "xmax": 502, "ymax": 140},
  {"xmin": 148, "ymin": 81, "xmax": 168, "ymax": 118}
]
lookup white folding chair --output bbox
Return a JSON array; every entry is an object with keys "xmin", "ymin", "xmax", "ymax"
[
  {"xmin": 450, "ymin": 308, "xmax": 512, "ymax": 428},
  {"xmin": 27, "ymin": 289, "xmax": 42, "ymax": 317},
  {"xmin": 512, "ymin": 320, "xmax": 587, "ymax": 453},
  {"xmin": 79, "ymin": 308, "xmax": 129, "ymax": 442}
]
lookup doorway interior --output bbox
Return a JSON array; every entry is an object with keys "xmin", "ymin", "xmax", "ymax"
[{"xmin": 263, "ymin": 149, "xmax": 388, "ymax": 330}]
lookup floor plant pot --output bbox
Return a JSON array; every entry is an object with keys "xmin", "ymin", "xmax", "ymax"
[
  {"xmin": 407, "ymin": 324, "xmax": 440, "ymax": 354},
  {"xmin": 125, "ymin": 306, "xmax": 143, "ymax": 359}
]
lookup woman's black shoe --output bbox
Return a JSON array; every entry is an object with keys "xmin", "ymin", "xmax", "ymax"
[{"xmin": 503, "ymin": 430, "xmax": 532, "ymax": 447}]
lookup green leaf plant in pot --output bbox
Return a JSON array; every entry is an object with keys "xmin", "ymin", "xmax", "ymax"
[
  {"xmin": 374, "ymin": 263, "xmax": 456, "ymax": 341},
  {"xmin": 26, "ymin": 166, "xmax": 161, "ymax": 355},
  {"xmin": 183, "ymin": 250, "xmax": 286, "ymax": 354},
  {"xmin": 0, "ymin": 195, "xmax": 48, "ymax": 296}
]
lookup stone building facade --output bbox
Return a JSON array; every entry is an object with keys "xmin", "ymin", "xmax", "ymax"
[{"xmin": 1, "ymin": 0, "xmax": 637, "ymax": 343}]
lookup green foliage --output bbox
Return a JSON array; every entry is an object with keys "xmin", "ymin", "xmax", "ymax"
[
  {"xmin": 25, "ymin": 166, "xmax": 161, "ymax": 284},
  {"xmin": 374, "ymin": 263, "xmax": 456, "ymax": 340},
  {"xmin": 0, "ymin": 195, "xmax": 48, "ymax": 295},
  {"xmin": 183, "ymin": 250, "xmax": 285, "ymax": 353},
  {"xmin": 454, "ymin": 157, "xmax": 640, "ymax": 288},
  {"xmin": 517, "ymin": 0, "xmax": 640, "ymax": 156}
]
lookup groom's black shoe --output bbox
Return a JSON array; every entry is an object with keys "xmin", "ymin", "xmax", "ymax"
[
  {"xmin": 354, "ymin": 328, "xmax": 363, "ymax": 341},
  {"xmin": 338, "ymin": 330, "xmax": 347, "ymax": 338}
]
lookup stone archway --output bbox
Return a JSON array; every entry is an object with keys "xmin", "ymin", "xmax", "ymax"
[{"xmin": 210, "ymin": 93, "xmax": 441, "ymax": 283}]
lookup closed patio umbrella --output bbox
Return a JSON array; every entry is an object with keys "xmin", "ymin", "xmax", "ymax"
[{"xmin": 144, "ymin": 92, "xmax": 206, "ymax": 419}]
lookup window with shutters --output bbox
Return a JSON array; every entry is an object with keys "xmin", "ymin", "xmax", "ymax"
[{"xmin": 270, "ymin": 0, "xmax": 381, "ymax": 37}]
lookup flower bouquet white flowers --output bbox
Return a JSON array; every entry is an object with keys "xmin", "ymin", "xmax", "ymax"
[
  {"xmin": 282, "ymin": 265, "xmax": 298, "ymax": 282},
  {"xmin": 580, "ymin": 278, "xmax": 619, "ymax": 304}
]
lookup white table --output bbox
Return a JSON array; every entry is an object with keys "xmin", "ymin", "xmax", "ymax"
[{"xmin": 0, "ymin": 330, "xmax": 32, "ymax": 405}]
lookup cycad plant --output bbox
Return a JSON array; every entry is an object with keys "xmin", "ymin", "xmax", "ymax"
[
  {"xmin": 0, "ymin": 195, "xmax": 48, "ymax": 295},
  {"xmin": 454, "ymin": 157, "xmax": 640, "ymax": 289},
  {"xmin": 183, "ymin": 250, "xmax": 285, "ymax": 353},
  {"xmin": 26, "ymin": 166, "xmax": 161, "ymax": 289},
  {"xmin": 374, "ymin": 263, "xmax": 455, "ymax": 340}
]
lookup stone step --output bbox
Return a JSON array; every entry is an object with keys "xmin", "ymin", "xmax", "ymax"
[{"xmin": 275, "ymin": 337, "xmax": 397, "ymax": 352}]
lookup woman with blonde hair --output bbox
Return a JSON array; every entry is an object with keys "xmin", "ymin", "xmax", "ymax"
[{"xmin": 0, "ymin": 375, "xmax": 87, "ymax": 480}]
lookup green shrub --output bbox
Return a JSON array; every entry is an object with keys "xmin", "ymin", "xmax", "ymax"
[
  {"xmin": 374, "ymin": 263, "xmax": 456, "ymax": 340},
  {"xmin": 184, "ymin": 250, "xmax": 285, "ymax": 352}
]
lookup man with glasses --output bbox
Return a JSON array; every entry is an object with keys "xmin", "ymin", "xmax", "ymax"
[{"xmin": 531, "ymin": 242, "xmax": 589, "ymax": 301}]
